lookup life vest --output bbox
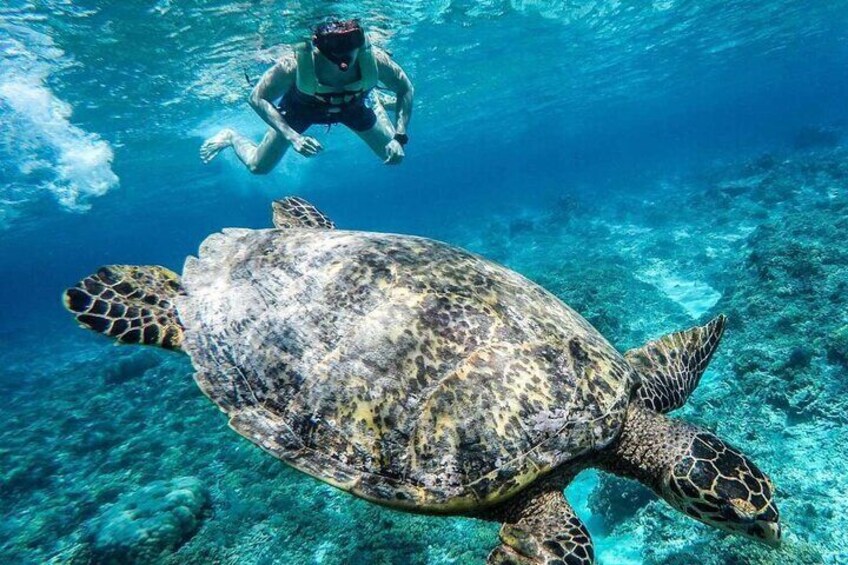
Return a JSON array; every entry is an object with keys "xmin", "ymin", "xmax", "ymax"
[{"xmin": 295, "ymin": 40, "xmax": 378, "ymax": 105}]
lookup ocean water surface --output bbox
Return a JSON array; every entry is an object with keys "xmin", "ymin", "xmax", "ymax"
[{"xmin": 2, "ymin": 1, "xmax": 848, "ymax": 563}]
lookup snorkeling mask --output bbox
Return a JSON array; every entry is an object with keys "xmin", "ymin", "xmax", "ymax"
[{"xmin": 313, "ymin": 20, "xmax": 365, "ymax": 71}]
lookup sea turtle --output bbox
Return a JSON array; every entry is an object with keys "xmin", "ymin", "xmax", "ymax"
[{"xmin": 64, "ymin": 197, "xmax": 781, "ymax": 564}]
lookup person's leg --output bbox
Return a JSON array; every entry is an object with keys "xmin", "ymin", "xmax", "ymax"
[
  {"xmin": 348, "ymin": 99, "xmax": 396, "ymax": 162},
  {"xmin": 200, "ymin": 127, "xmax": 290, "ymax": 174}
]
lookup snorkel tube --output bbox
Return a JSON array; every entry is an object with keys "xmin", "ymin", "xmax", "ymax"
[{"xmin": 313, "ymin": 19, "xmax": 365, "ymax": 71}]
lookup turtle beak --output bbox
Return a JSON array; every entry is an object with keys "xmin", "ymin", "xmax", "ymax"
[{"xmin": 750, "ymin": 520, "xmax": 781, "ymax": 548}]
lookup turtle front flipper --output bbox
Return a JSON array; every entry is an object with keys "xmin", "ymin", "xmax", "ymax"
[
  {"xmin": 271, "ymin": 196, "xmax": 335, "ymax": 229},
  {"xmin": 625, "ymin": 314, "xmax": 726, "ymax": 413},
  {"xmin": 63, "ymin": 265, "xmax": 185, "ymax": 350},
  {"xmin": 487, "ymin": 484, "xmax": 594, "ymax": 565}
]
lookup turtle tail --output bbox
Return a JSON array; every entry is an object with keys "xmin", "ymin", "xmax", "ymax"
[{"xmin": 63, "ymin": 265, "xmax": 185, "ymax": 350}]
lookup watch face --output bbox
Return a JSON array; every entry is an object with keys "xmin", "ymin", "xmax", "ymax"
[{"xmin": 394, "ymin": 133, "xmax": 409, "ymax": 145}]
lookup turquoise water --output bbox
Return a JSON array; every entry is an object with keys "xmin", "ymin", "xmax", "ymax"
[{"xmin": 2, "ymin": 1, "xmax": 848, "ymax": 563}]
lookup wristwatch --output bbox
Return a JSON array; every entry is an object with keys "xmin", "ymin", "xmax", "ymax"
[{"xmin": 393, "ymin": 132, "xmax": 409, "ymax": 146}]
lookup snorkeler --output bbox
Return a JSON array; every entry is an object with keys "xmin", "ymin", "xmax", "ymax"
[{"xmin": 200, "ymin": 20, "xmax": 414, "ymax": 172}]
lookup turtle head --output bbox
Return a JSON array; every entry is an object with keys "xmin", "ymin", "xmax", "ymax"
[{"xmin": 662, "ymin": 432, "xmax": 781, "ymax": 547}]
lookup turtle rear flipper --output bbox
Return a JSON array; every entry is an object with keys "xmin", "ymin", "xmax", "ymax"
[
  {"xmin": 487, "ymin": 476, "xmax": 595, "ymax": 565},
  {"xmin": 63, "ymin": 265, "xmax": 185, "ymax": 350},
  {"xmin": 625, "ymin": 315, "xmax": 726, "ymax": 413},
  {"xmin": 271, "ymin": 197, "xmax": 335, "ymax": 229}
]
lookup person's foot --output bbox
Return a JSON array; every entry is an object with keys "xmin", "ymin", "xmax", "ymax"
[{"xmin": 200, "ymin": 129, "xmax": 234, "ymax": 163}]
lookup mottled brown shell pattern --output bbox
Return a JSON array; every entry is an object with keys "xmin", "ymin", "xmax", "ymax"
[{"xmin": 177, "ymin": 228, "xmax": 633, "ymax": 512}]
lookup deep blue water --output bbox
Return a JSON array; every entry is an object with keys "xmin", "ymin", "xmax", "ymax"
[{"xmin": 2, "ymin": 1, "xmax": 848, "ymax": 563}]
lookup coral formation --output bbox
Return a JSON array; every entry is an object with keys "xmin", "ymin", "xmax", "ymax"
[
  {"xmin": 85, "ymin": 477, "xmax": 208, "ymax": 564},
  {"xmin": 825, "ymin": 325, "xmax": 848, "ymax": 366}
]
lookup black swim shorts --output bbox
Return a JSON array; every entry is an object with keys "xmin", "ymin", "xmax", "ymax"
[{"xmin": 276, "ymin": 87, "xmax": 378, "ymax": 133}]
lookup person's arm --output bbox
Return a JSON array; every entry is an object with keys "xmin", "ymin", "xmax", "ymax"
[
  {"xmin": 374, "ymin": 48, "xmax": 414, "ymax": 136},
  {"xmin": 248, "ymin": 56, "xmax": 322, "ymax": 156}
]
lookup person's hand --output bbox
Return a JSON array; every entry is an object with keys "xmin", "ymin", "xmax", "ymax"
[
  {"xmin": 290, "ymin": 135, "xmax": 323, "ymax": 157},
  {"xmin": 384, "ymin": 139, "xmax": 405, "ymax": 165}
]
